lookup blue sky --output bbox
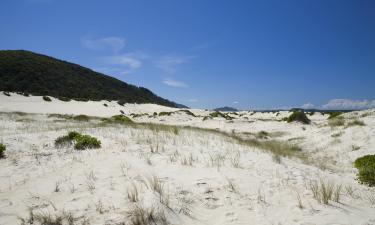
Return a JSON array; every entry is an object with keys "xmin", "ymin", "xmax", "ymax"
[{"xmin": 1, "ymin": 0, "xmax": 375, "ymax": 109}]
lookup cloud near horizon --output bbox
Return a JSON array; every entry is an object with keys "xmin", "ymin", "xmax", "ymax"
[
  {"xmin": 163, "ymin": 78, "xmax": 189, "ymax": 88},
  {"xmin": 322, "ymin": 99, "xmax": 375, "ymax": 110},
  {"xmin": 81, "ymin": 36, "xmax": 126, "ymax": 53}
]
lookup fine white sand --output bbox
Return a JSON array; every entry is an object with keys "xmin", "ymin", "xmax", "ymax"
[{"xmin": 1, "ymin": 92, "xmax": 375, "ymax": 225}]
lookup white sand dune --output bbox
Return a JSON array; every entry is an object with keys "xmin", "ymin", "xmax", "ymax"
[{"xmin": 0, "ymin": 92, "xmax": 375, "ymax": 225}]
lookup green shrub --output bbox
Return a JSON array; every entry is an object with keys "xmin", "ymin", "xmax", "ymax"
[
  {"xmin": 55, "ymin": 135, "xmax": 73, "ymax": 148},
  {"xmin": 120, "ymin": 110, "xmax": 125, "ymax": 114},
  {"xmin": 43, "ymin": 96, "xmax": 52, "ymax": 102},
  {"xmin": 328, "ymin": 117, "xmax": 345, "ymax": 127},
  {"xmin": 203, "ymin": 116, "xmax": 211, "ymax": 121},
  {"xmin": 178, "ymin": 110, "xmax": 196, "ymax": 117},
  {"xmin": 3, "ymin": 91, "xmax": 11, "ymax": 96},
  {"xmin": 159, "ymin": 111, "xmax": 172, "ymax": 116},
  {"xmin": 209, "ymin": 111, "xmax": 234, "ymax": 120},
  {"xmin": 354, "ymin": 155, "xmax": 375, "ymax": 186},
  {"xmin": 54, "ymin": 131, "xmax": 101, "ymax": 150},
  {"xmin": 328, "ymin": 112, "xmax": 343, "ymax": 119},
  {"xmin": 74, "ymin": 135, "xmax": 101, "ymax": 150},
  {"xmin": 103, "ymin": 103, "xmax": 108, "ymax": 107},
  {"xmin": 22, "ymin": 92, "xmax": 30, "ymax": 97},
  {"xmin": 347, "ymin": 119, "xmax": 365, "ymax": 127},
  {"xmin": 58, "ymin": 97, "xmax": 71, "ymax": 102},
  {"xmin": 286, "ymin": 111, "xmax": 311, "ymax": 124},
  {"xmin": 73, "ymin": 114, "xmax": 90, "ymax": 121},
  {"xmin": 0, "ymin": 143, "xmax": 6, "ymax": 159},
  {"xmin": 111, "ymin": 115, "xmax": 133, "ymax": 124}
]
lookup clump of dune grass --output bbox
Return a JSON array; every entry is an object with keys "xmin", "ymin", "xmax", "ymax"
[
  {"xmin": 73, "ymin": 114, "xmax": 90, "ymax": 121},
  {"xmin": 55, "ymin": 131, "xmax": 101, "ymax": 150},
  {"xmin": 354, "ymin": 155, "xmax": 375, "ymax": 186},
  {"xmin": 309, "ymin": 179, "xmax": 341, "ymax": 204},
  {"xmin": 328, "ymin": 112, "xmax": 343, "ymax": 119},
  {"xmin": 347, "ymin": 119, "xmax": 365, "ymax": 127},
  {"xmin": 58, "ymin": 96, "xmax": 71, "ymax": 102},
  {"xmin": 0, "ymin": 143, "xmax": 6, "ymax": 159},
  {"xmin": 158, "ymin": 111, "xmax": 172, "ymax": 116},
  {"xmin": 3, "ymin": 91, "xmax": 11, "ymax": 96},
  {"xmin": 286, "ymin": 110, "xmax": 311, "ymax": 124},
  {"xmin": 42, "ymin": 96, "xmax": 52, "ymax": 102},
  {"xmin": 328, "ymin": 116, "xmax": 345, "ymax": 127},
  {"xmin": 101, "ymin": 115, "xmax": 134, "ymax": 125}
]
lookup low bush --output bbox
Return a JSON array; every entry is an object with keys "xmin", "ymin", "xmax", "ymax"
[
  {"xmin": 103, "ymin": 103, "xmax": 108, "ymax": 107},
  {"xmin": 43, "ymin": 96, "xmax": 52, "ymax": 102},
  {"xmin": 328, "ymin": 112, "xmax": 343, "ymax": 119},
  {"xmin": 286, "ymin": 111, "xmax": 311, "ymax": 124},
  {"xmin": 111, "ymin": 115, "xmax": 133, "ymax": 124},
  {"xmin": 58, "ymin": 96, "xmax": 71, "ymax": 102},
  {"xmin": 73, "ymin": 114, "xmax": 90, "ymax": 121},
  {"xmin": 3, "ymin": 91, "xmax": 11, "ymax": 96},
  {"xmin": 178, "ymin": 110, "xmax": 196, "ymax": 117},
  {"xmin": 159, "ymin": 111, "xmax": 172, "ymax": 116},
  {"xmin": 347, "ymin": 119, "xmax": 365, "ymax": 127},
  {"xmin": 0, "ymin": 143, "xmax": 6, "ymax": 158},
  {"xmin": 120, "ymin": 110, "xmax": 125, "ymax": 114},
  {"xmin": 74, "ymin": 135, "xmax": 101, "ymax": 150},
  {"xmin": 354, "ymin": 155, "xmax": 375, "ymax": 186},
  {"xmin": 54, "ymin": 131, "xmax": 101, "ymax": 150},
  {"xmin": 328, "ymin": 117, "xmax": 345, "ymax": 127}
]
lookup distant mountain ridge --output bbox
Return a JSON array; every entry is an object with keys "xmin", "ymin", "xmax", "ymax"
[
  {"xmin": 0, "ymin": 50, "xmax": 186, "ymax": 108},
  {"xmin": 213, "ymin": 106, "xmax": 238, "ymax": 112}
]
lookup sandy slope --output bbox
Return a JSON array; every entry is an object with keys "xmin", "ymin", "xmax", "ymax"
[{"xmin": 0, "ymin": 93, "xmax": 375, "ymax": 225}]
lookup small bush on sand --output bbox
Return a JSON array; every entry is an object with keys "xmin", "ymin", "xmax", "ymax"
[
  {"xmin": 111, "ymin": 115, "xmax": 133, "ymax": 124},
  {"xmin": 3, "ymin": 91, "xmax": 11, "ymax": 96},
  {"xmin": 347, "ymin": 119, "xmax": 365, "ymax": 127},
  {"xmin": 0, "ymin": 143, "xmax": 6, "ymax": 159},
  {"xmin": 159, "ymin": 111, "xmax": 172, "ymax": 116},
  {"xmin": 43, "ymin": 96, "xmax": 52, "ymax": 102},
  {"xmin": 54, "ymin": 131, "xmax": 101, "ymax": 150},
  {"xmin": 328, "ymin": 116, "xmax": 345, "ymax": 127},
  {"xmin": 354, "ymin": 155, "xmax": 375, "ymax": 186},
  {"xmin": 58, "ymin": 96, "xmax": 71, "ymax": 102},
  {"xmin": 328, "ymin": 112, "xmax": 343, "ymax": 119},
  {"xmin": 74, "ymin": 135, "xmax": 101, "ymax": 150},
  {"xmin": 74, "ymin": 98, "xmax": 89, "ymax": 102},
  {"xmin": 286, "ymin": 111, "xmax": 310, "ymax": 124},
  {"xmin": 73, "ymin": 114, "xmax": 90, "ymax": 121},
  {"xmin": 103, "ymin": 103, "xmax": 108, "ymax": 107}
]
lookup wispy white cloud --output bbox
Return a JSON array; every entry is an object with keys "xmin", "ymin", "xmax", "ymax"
[
  {"xmin": 322, "ymin": 99, "xmax": 375, "ymax": 110},
  {"xmin": 81, "ymin": 36, "xmax": 126, "ymax": 53},
  {"xmin": 163, "ymin": 78, "xmax": 188, "ymax": 88},
  {"xmin": 101, "ymin": 54, "xmax": 142, "ymax": 69},
  {"xmin": 233, "ymin": 101, "xmax": 239, "ymax": 104},
  {"xmin": 155, "ymin": 55, "xmax": 194, "ymax": 73},
  {"xmin": 188, "ymin": 99, "xmax": 198, "ymax": 102},
  {"xmin": 301, "ymin": 102, "xmax": 315, "ymax": 109}
]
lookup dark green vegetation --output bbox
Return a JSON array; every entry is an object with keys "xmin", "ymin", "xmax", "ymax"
[
  {"xmin": 42, "ymin": 96, "xmax": 51, "ymax": 102},
  {"xmin": 354, "ymin": 155, "xmax": 375, "ymax": 186},
  {"xmin": 58, "ymin": 96, "xmax": 71, "ymax": 102},
  {"xmin": 286, "ymin": 111, "xmax": 311, "ymax": 124},
  {"xmin": 3, "ymin": 91, "xmax": 11, "ymax": 96},
  {"xmin": 0, "ymin": 143, "xmax": 6, "ymax": 159},
  {"xmin": 101, "ymin": 115, "xmax": 134, "ymax": 125},
  {"xmin": 209, "ymin": 111, "xmax": 234, "ymax": 120},
  {"xmin": 0, "ymin": 50, "xmax": 185, "ymax": 108},
  {"xmin": 55, "ymin": 131, "xmax": 101, "ymax": 150},
  {"xmin": 328, "ymin": 112, "xmax": 343, "ymax": 119},
  {"xmin": 347, "ymin": 119, "xmax": 365, "ymax": 127}
]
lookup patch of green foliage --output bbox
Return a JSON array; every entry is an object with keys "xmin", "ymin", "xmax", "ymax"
[
  {"xmin": 328, "ymin": 116, "xmax": 345, "ymax": 127},
  {"xmin": 54, "ymin": 131, "xmax": 101, "ymax": 150},
  {"xmin": 159, "ymin": 111, "xmax": 172, "ymax": 116},
  {"xmin": 73, "ymin": 114, "xmax": 90, "ymax": 121},
  {"xmin": 347, "ymin": 119, "xmax": 365, "ymax": 127},
  {"xmin": 209, "ymin": 111, "xmax": 234, "ymax": 120},
  {"xmin": 328, "ymin": 112, "xmax": 343, "ymax": 119},
  {"xmin": 74, "ymin": 135, "xmax": 101, "ymax": 150},
  {"xmin": 354, "ymin": 155, "xmax": 375, "ymax": 186},
  {"xmin": 73, "ymin": 98, "xmax": 89, "ymax": 102},
  {"xmin": 286, "ymin": 111, "xmax": 311, "ymax": 124},
  {"xmin": 178, "ymin": 110, "xmax": 196, "ymax": 117},
  {"xmin": 202, "ymin": 116, "xmax": 211, "ymax": 121},
  {"xmin": 0, "ymin": 143, "xmax": 6, "ymax": 159},
  {"xmin": 43, "ymin": 96, "xmax": 52, "ymax": 102},
  {"xmin": 58, "ymin": 97, "xmax": 71, "ymax": 102}
]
